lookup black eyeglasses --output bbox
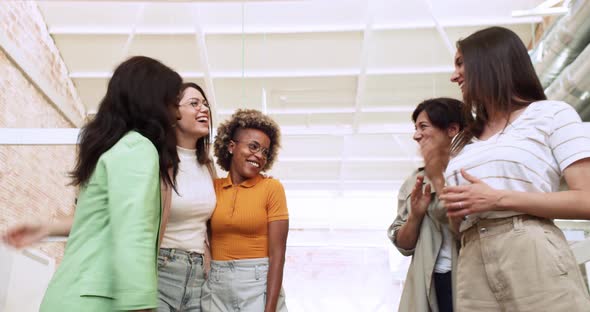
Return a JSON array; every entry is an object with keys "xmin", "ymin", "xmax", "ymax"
[
  {"xmin": 231, "ymin": 140, "xmax": 270, "ymax": 159},
  {"xmin": 179, "ymin": 99, "xmax": 209, "ymax": 111}
]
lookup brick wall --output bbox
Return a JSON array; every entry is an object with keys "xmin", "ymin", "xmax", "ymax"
[
  {"xmin": 0, "ymin": 2, "xmax": 85, "ymax": 263},
  {"xmin": 0, "ymin": 1, "xmax": 85, "ymax": 125}
]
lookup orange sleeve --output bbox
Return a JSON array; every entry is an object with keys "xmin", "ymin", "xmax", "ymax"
[{"xmin": 267, "ymin": 179, "xmax": 289, "ymax": 222}]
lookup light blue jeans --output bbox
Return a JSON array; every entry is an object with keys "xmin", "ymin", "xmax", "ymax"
[
  {"xmin": 201, "ymin": 258, "xmax": 288, "ymax": 312},
  {"xmin": 157, "ymin": 248, "xmax": 206, "ymax": 312}
]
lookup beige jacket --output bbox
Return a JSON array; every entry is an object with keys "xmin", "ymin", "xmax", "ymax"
[
  {"xmin": 388, "ymin": 169, "xmax": 459, "ymax": 312},
  {"xmin": 158, "ymin": 162, "xmax": 217, "ymax": 272}
]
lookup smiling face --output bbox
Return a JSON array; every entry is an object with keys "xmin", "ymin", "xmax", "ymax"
[
  {"xmin": 175, "ymin": 87, "xmax": 210, "ymax": 147},
  {"xmin": 450, "ymin": 50, "xmax": 465, "ymax": 95},
  {"xmin": 413, "ymin": 111, "xmax": 453, "ymax": 149},
  {"xmin": 228, "ymin": 128, "xmax": 271, "ymax": 185}
]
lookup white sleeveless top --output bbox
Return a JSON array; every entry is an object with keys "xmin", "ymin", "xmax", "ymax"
[{"xmin": 160, "ymin": 146, "xmax": 216, "ymax": 253}]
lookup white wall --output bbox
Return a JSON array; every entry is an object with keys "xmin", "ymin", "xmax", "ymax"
[{"xmin": 0, "ymin": 245, "xmax": 55, "ymax": 312}]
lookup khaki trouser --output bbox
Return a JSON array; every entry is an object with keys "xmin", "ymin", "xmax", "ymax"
[{"xmin": 456, "ymin": 215, "xmax": 590, "ymax": 312}]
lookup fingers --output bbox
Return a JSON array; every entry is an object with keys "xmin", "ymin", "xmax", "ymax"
[
  {"xmin": 442, "ymin": 185, "xmax": 469, "ymax": 194},
  {"xmin": 444, "ymin": 198, "xmax": 472, "ymax": 218},
  {"xmin": 447, "ymin": 206, "xmax": 471, "ymax": 218},
  {"xmin": 460, "ymin": 168, "xmax": 481, "ymax": 184},
  {"xmin": 439, "ymin": 192, "xmax": 468, "ymax": 204},
  {"xmin": 411, "ymin": 176, "xmax": 425, "ymax": 197},
  {"xmin": 423, "ymin": 183, "xmax": 431, "ymax": 196}
]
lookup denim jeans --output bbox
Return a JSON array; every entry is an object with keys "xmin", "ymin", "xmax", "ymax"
[
  {"xmin": 201, "ymin": 257, "xmax": 287, "ymax": 312},
  {"xmin": 158, "ymin": 248, "xmax": 206, "ymax": 312}
]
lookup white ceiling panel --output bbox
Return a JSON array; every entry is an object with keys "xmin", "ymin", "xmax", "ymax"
[
  {"xmin": 52, "ymin": 34, "xmax": 128, "ymax": 72},
  {"xmin": 126, "ymin": 35, "xmax": 203, "ymax": 72},
  {"xmin": 205, "ymin": 32, "xmax": 362, "ymax": 72},
  {"xmin": 341, "ymin": 161, "xmax": 416, "ymax": 181},
  {"xmin": 38, "ymin": 2, "xmax": 139, "ymax": 30},
  {"xmin": 35, "ymin": 0, "xmax": 546, "ymax": 194},
  {"xmin": 72, "ymin": 78, "xmax": 108, "ymax": 113},
  {"xmin": 368, "ymin": 29, "xmax": 453, "ymax": 69}
]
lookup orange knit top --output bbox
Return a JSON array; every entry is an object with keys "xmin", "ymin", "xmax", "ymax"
[{"xmin": 210, "ymin": 174, "xmax": 289, "ymax": 260}]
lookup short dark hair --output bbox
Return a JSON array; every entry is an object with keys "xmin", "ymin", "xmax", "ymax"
[
  {"xmin": 71, "ymin": 56, "xmax": 182, "ymax": 188},
  {"xmin": 457, "ymin": 26, "xmax": 546, "ymax": 139},
  {"xmin": 412, "ymin": 97, "xmax": 468, "ymax": 131},
  {"xmin": 179, "ymin": 82, "xmax": 213, "ymax": 166},
  {"xmin": 214, "ymin": 109, "xmax": 281, "ymax": 172}
]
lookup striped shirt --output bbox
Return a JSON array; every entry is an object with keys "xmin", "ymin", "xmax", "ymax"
[{"xmin": 445, "ymin": 100, "xmax": 590, "ymax": 232}]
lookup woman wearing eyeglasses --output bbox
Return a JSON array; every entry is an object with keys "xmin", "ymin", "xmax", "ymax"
[
  {"xmin": 201, "ymin": 109, "xmax": 288, "ymax": 312},
  {"xmin": 156, "ymin": 82, "xmax": 217, "ymax": 312}
]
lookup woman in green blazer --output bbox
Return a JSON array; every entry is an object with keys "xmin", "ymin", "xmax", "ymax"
[{"xmin": 29, "ymin": 56, "xmax": 181, "ymax": 311}]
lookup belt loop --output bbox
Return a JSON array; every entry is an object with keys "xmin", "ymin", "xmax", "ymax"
[
  {"xmin": 255, "ymin": 265, "xmax": 260, "ymax": 280},
  {"xmin": 513, "ymin": 215, "xmax": 523, "ymax": 230}
]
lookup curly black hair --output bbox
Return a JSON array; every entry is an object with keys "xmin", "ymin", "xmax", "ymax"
[{"xmin": 214, "ymin": 109, "xmax": 281, "ymax": 172}]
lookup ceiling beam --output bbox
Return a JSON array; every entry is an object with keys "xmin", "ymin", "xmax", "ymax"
[
  {"xmin": 0, "ymin": 128, "xmax": 79, "ymax": 145},
  {"xmin": 278, "ymin": 156, "xmax": 420, "ymax": 162},
  {"xmin": 280, "ymin": 179, "xmax": 405, "ymax": 185},
  {"xmin": 70, "ymin": 65, "xmax": 454, "ymax": 80},
  {"xmin": 337, "ymin": 136, "xmax": 349, "ymax": 194},
  {"xmin": 279, "ymin": 125, "xmax": 414, "ymax": 136},
  {"xmin": 423, "ymin": 0, "xmax": 455, "ymax": 58},
  {"xmin": 217, "ymin": 106, "xmax": 415, "ymax": 116},
  {"xmin": 120, "ymin": 4, "xmax": 145, "ymax": 58},
  {"xmin": 46, "ymin": 0, "xmax": 301, "ymax": 2},
  {"xmin": 191, "ymin": 4, "xmax": 219, "ymax": 126},
  {"xmin": 352, "ymin": 0, "xmax": 375, "ymax": 134},
  {"xmin": 47, "ymin": 17, "xmax": 542, "ymax": 36}
]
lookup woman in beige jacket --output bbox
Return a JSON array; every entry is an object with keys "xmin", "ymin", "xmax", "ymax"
[{"xmin": 388, "ymin": 98, "xmax": 469, "ymax": 312}]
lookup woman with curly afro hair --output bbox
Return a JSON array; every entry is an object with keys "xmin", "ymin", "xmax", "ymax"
[{"xmin": 202, "ymin": 109, "xmax": 288, "ymax": 312}]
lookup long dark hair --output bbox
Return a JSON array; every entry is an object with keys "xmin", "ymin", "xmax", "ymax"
[
  {"xmin": 455, "ymin": 26, "xmax": 546, "ymax": 149},
  {"xmin": 180, "ymin": 82, "xmax": 213, "ymax": 165},
  {"xmin": 70, "ymin": 56, "xmax": 182, "ymax": 188}
]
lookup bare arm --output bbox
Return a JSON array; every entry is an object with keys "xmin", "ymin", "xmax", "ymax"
[
  {"xmin": 3, "ymin": 214, "xmax": 74, "ymax": 248},
  {"xmin": 442, "ymin": 159, "xmax": 590, "ymax": 220},
  {"xmin": 265, "ymin": 220, "xmax": 288, "ymax": 312}
]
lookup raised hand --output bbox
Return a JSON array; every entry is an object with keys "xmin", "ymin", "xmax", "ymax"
[
  {"xmin": 410, "ymin": 175, "xmax": 432, "ymax": 219},
  {"xmin": 2, "ymin": 221, "xmax": 50, "ymax": 249}
]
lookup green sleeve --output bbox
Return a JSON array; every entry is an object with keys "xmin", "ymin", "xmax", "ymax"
[{"xmin": 105, "ymin": 137, "xmax": 160, "ymax": 310}]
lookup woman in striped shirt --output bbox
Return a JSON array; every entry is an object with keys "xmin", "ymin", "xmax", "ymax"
[{"xmin": 424, "ymin": 26, "xmax": 590, "ymax": 311}]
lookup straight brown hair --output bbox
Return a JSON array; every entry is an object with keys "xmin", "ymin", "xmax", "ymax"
[{"xmin": 454, "ymin": 26, "xmax": 546, "ymax": 151}]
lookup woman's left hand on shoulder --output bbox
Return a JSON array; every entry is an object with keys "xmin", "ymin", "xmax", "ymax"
[{"xmin": 439, "ymin": 169, "xmax": 503, "ymax": 218}]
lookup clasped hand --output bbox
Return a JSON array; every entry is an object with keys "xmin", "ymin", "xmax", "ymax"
[{"xmin": 440, "ymin": 169, "xmax": 503, "ymax": 218}]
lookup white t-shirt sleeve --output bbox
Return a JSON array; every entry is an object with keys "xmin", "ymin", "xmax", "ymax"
[{"xmin": 549, "ymin": 103, "xmax": 590, "ymax": 172}]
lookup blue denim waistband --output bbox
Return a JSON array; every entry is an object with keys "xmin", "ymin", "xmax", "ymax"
[{"xmin": 159, "ymin": 248, "xmax": 203, "ymax": 264}]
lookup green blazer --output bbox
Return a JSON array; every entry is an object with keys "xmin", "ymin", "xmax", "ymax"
[{"xmin": 40, "ymin": 131, "xmax": 162, "ymax": 312}]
